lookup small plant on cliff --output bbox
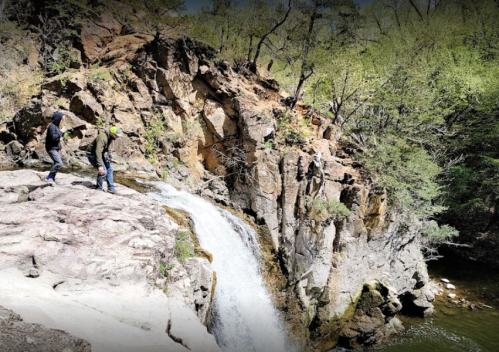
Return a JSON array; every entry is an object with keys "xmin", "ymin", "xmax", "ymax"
[
  {"xmin": 144, "ymin": 112, "xmax": 166, "ymax": 163},
  {"xmin": 95, "ymin": 117, "xmax": 105, "ymax": 129},
  {"xmin": 88, "ymin": 68, "xmax": 114, "ymax": 84},
  {"xmin": 276, "ymin": 110, "xmax": 312, "ymax": 145},
  {"xmin": 307, "ymin": 196, "xmax": 351, "ymax": 222},
  {"xmin": 174, "ymin": 229, "xmax": 194, "ymax": 263},
  {"xmin": 47, "ymin": 44, "xmax": 73, "ymax": 75}
]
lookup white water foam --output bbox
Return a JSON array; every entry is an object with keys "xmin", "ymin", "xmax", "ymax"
[{"xmin": 146, "ymin": 182, "xmax": 294, "ymax": 352}]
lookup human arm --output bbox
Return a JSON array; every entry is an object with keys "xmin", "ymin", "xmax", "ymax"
[{"xmin": 47, "ymin": 125, "xmax": 63, "ymax": 144}]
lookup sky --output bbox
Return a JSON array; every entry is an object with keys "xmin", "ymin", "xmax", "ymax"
[{"xmin": 183, "ymin": 0, "xmax": 372, "ymax": 13}]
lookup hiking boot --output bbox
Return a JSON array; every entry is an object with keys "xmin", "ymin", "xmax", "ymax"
[
  {"xmin": 108, "ymin": 188, "xmax": 117, "ymax": 194},
  {"xmin": 45, "ymin": 175, "xmax": 56, "ymax": 186}
]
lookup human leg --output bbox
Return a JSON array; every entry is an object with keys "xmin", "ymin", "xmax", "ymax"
[
  {"xmin": 47, "ymin": 149, "xmax": 63, "ymax": 180},
  {"xmin": 103, "ymin": 157, "xmax": 115, "ymax": 191},
  {"xmin": 87, "ymin": 154, "xmax": 106, "ymax": 191}
]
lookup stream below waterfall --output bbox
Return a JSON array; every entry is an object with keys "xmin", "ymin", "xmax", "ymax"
[{"xmin": 144, "ymin": 181, "xmax": 295, "ymax": 352}]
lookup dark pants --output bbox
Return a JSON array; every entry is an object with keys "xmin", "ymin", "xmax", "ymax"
[
  {"xmin": 47, "ymin": 149, "xmax": 63, "ymax": 179},
  {"xmin": 87, "ymin": 154, "xmax": 115, "ymax": 191}
]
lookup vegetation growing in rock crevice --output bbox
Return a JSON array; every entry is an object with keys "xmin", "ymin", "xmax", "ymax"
[{"xmin": 307, "ymin": 196, "xmax": 351, "ymax": 223}]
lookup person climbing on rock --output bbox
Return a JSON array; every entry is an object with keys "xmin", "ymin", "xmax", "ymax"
[
  {"xmin": 86, "ymin": 126, "xmax": 122, "ymax": 194},
  {"xmin": 45, "ymin": 111, "xmax": 66, "ymax": 185}
]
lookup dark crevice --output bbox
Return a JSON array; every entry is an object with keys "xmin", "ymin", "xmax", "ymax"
[
  {"xmin": 166, "ymin": 319, "xmax": 191, "ymax": 350},
  {"xmin": 276, "ymin": 247, "xmax": 289, "ymax": 279},
  {"xmin": 52, "ymin": 281, "xmax": 65, "ymax": 290}
]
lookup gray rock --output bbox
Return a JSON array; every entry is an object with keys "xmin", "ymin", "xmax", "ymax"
[
  {"xmin": 70, "ymin": 91, "xmax": 104, "ymax": 124},
  {"xmin": 0, "ymin": 305, "xmax": 91, "ymax": 352},
  {"xmin": 5, "ymin": 140, "xmax": 24, "ymax": 157},
  {"xmin": 0, "ymin": 170, "xmax": 221, "ymax": 352}
]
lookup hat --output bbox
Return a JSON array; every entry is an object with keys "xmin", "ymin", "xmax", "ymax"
[
  {"xmin": 109, "ymin": 126, "xmax": 123, "ymax": 137},
  {"xmin": 52, "ymin": 112, "xmax": 65, "ymax": 120},
  {"xmin": 52, "ymin": 112, "xmax": 65, "ymax": 126}
]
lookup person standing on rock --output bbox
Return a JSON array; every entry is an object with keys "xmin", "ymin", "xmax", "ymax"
[
  {"xmin": 45, "ymin": 112, "xmax": 66, "ymax": 185},
  {"xmin": 86, "ymin": 126, "xmax": 122, "ymax": 194}
]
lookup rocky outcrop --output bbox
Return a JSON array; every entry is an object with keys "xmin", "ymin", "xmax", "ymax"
[
  {"xmin": 0, "ymin": 170, "xmax": 220, "ymax": 352},
  {"xmin": 338, "ymin": 281, "xmax": 403, "ymax": 349},
  {"xmin": 0, "ymin": 305, "xmax": 91, "ymax": 352}
]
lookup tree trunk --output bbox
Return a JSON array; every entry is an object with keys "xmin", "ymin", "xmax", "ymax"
[{"xmin": 250, "ymin": 0, "xmax": 292, "ymax": 73}]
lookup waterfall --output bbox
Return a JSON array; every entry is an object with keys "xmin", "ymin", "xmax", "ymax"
[{"xmin": 146, "ymin": 182, "xmax": 294, "ymax": 352}]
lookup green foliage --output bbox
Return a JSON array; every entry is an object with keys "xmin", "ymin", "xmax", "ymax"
[
  {"xmin": 46, "ymin": 44, "xmax": 80, "ymax": 75},
  {"xmin": 420, "ymin": 220, "xmax": 459, "ymax": 245},
  {"xmin": 174, "ymin": 229, "xmax": 194, "ymax": 263},
  {"xmin": 95, "ymin": 117, "xmax": 105, "ymax": 129},
  {"xmin": 275, "ymin": 110, "xmax": 311, "ymax": 145},
  {"xmin": 358, "ymin": 136, "xmax": 445, "ymax": 221},
  {"xmin": 144, "ymin": 112, "xmax": 166, "ymax": 163},
  {"xmin": 159, "ymin": 262, "xmax": 175, "ymax": 278},
  {"xmin": 173, "ymin": 159, "xmax": 184, "ymax": 167},
  {"xmin": 161, "ymin": 166, "xmax": 169, "ymax": 179},
  {"xmin": 88, "ymin": 69, "xmax": 114, "ymax": 84},
  {"xmin": 307, "ymin": 196, "xmax": 351, "ymax": 222},
  {"xmin": 0, "ymin": 19, "xmax": 41, "ymax": 118}
]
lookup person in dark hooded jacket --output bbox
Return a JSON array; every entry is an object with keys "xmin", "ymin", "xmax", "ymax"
[{"xmin": 45, "ymin": 112, "xmax": 66, "ymax": 184}]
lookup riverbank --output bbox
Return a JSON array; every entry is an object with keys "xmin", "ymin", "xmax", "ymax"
[{"xmin": 332, "ymin": 253, "xmax": 499, "ymax": 352}]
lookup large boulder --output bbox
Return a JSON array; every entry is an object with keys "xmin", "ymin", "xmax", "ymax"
[
  {"xmin": 338, "ymin": 281, "xmax": 403, "ymax": 349},
  {"xmin": 203, "ymin": 99, "xmax": 237, "ymax": 140},
  {"xmin": 70, "ymin": 91, "xmax": 104, "ymax": 124},
  {"xmin": 42, "ymin": 71, "xmax": 87, "ymax": 96},
  {"xmin": 13, "ymin": 99, "xmax": 43, "ymax": 143},
  {"xmin": 102, "ymin": 33, "xmax": 155, "ymax": 63}
]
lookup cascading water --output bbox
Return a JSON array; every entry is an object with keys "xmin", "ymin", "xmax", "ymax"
[{"xmin": 146, "ymin": 182, "xmax": 294, "ymax": 352}]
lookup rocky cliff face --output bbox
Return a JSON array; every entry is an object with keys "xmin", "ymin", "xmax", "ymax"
[
  {"xmin": 0, "ymin": 170, "xmax": 220, "ymax": 352},
  {"xmin": 0, "ymin": 12, "xmax": 435, "ymax": 350}
]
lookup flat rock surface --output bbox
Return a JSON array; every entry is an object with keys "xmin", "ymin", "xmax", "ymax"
[
  {"xmin": 0, "ymin": 305, "xmax": 91, "ymax": 352},
  {"xmin": 0, "ymin": 170, "xmax": 221, "ymax": 352}
]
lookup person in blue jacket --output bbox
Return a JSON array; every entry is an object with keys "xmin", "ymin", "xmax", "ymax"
[{"xmin": 45, "ymin": 112, "xmax": 66, "ymax": 184}]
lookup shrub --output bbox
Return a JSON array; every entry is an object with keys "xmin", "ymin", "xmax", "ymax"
[
  {"xmin": 307, "ymin": 196, "xmax": 351, "ymax": 222},
  {"xmin": 420, "ymin": 220, "xmax": 459, "ymax": 244},
  {"xmin": 144, "ymin": 112, "xmax": 166, "ymax": 163},
  {"xmin": 174, "ymin": 230, "xmax": 194, "ymax": 263},
  {"xmin": 88, "ymin": 69, "xmax": 114, "ymax": 84}
]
